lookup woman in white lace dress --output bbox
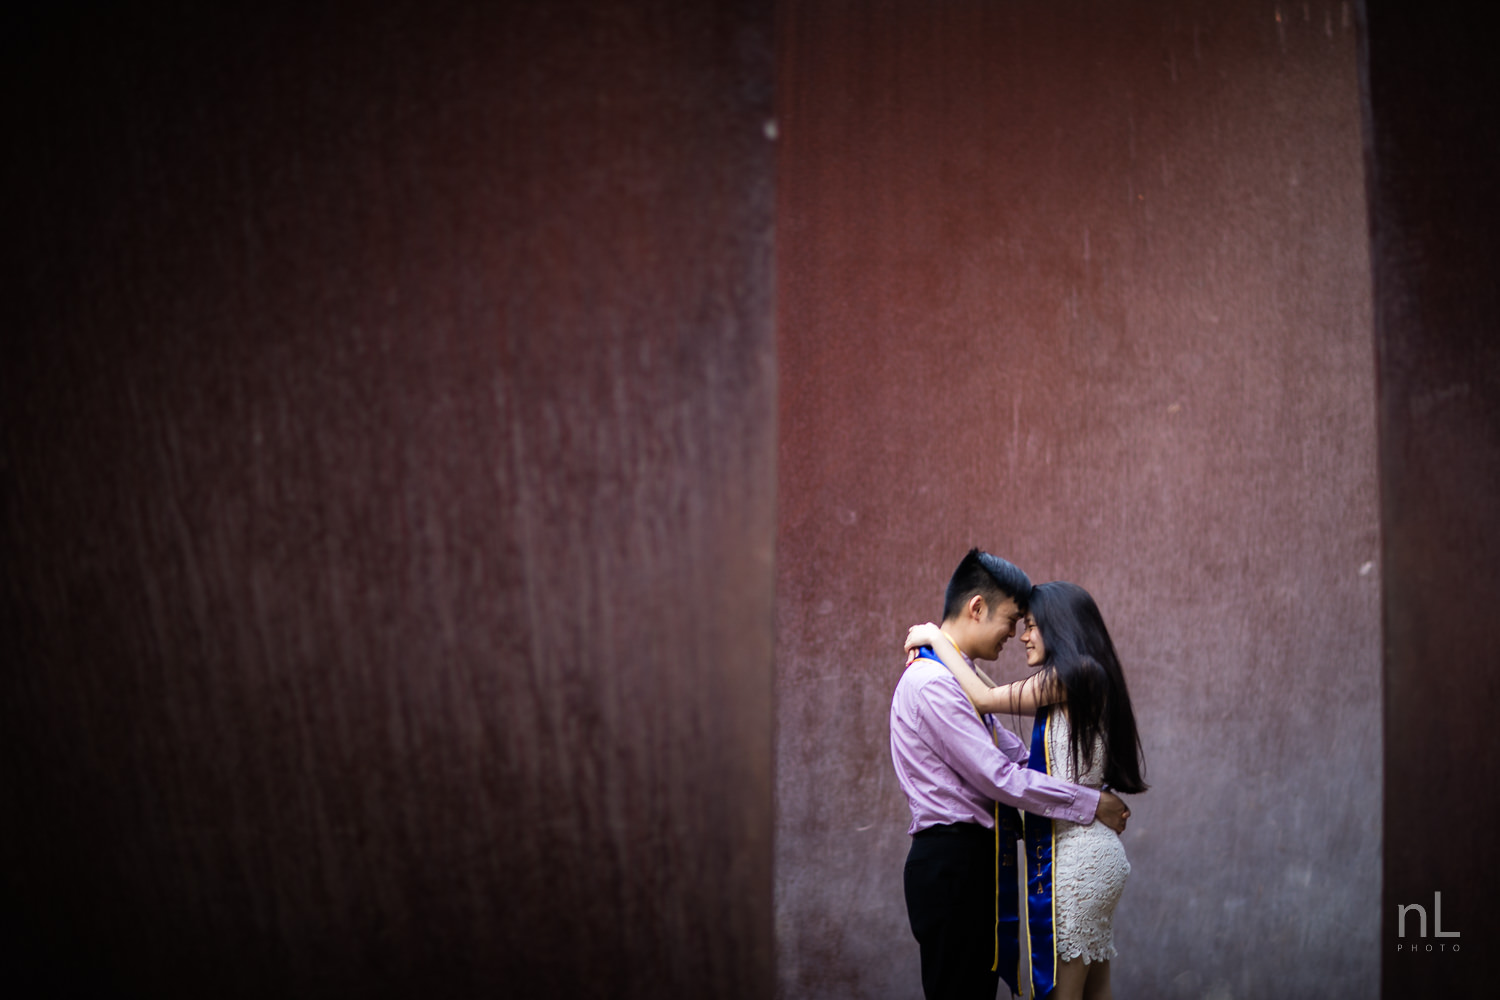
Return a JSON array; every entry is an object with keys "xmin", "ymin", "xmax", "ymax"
[{"xmin": 906, "ymin": 581, "xmax": 1147, "ymax": 1000}]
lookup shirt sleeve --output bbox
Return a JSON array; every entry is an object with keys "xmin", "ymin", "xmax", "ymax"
[
  {"xmin": 915, "ymin": 676, "xmax": 1099, "ymax": 825},
  {"xmin": 994, "ymin": 723, "xmax": 1029, "ymax": 765}
]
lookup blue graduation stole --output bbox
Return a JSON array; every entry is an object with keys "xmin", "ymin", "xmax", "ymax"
[
  {"xmin": 912, "ymin": 646, "xmax": 1025, "ymax": 996},
  {"xmin": 1024, "ymin": 709, "xmax": 1058, "ymax": 998}
]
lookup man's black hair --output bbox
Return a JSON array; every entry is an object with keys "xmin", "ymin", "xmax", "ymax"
[{"xmin": 942, "ymin": 548, "xmax": 1033, "ymax": 621}]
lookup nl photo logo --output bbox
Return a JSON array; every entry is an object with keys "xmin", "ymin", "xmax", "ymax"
[{"xmin": 1395, "ymin": 892, "xmax": 1460, "ymax": 953}]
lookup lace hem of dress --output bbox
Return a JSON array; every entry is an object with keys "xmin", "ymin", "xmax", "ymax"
[{"xmin": 1057, "ymin": 942, "xmax": 1118, "ymax": 965}]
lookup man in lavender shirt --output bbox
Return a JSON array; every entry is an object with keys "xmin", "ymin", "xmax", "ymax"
[{"xmin": 891, "ymin": 549, "xmax": 1130, "ymax": 1000}]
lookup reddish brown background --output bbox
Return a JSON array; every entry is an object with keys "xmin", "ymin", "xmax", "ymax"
[
  {"xmin": 4, "ymin": 1, "xmax": 1498, "ymax": 998},
  {"xmin": 1364, "ymin": 0, "xmax": 1500, "ymax": 995},
  {"xmin": 775, "ymin": 2, "xmax": 1380, "ymax": 997},
  {"xmin": 2, "ymin": 2, "xmax": 773, "ymax": 997}
]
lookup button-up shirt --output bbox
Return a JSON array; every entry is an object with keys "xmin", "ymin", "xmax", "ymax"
[{"xmin": 890, "ymin": 655, "xmax": 1099, "ymax": 834}]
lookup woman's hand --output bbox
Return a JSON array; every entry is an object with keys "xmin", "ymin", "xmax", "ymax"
[{"xmin": 904, "ymin": 622, "xmax": 945, "ymax": 663}]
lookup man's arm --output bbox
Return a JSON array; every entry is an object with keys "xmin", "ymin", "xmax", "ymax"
[{"xmin": 915, "ymin": 677, "xmax": 1102, "ymax": 825}]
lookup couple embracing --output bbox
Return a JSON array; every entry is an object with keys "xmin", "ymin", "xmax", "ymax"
[{"xmin": 890, "ymin": 549, "xmax": 1147, "ymax": 1000}]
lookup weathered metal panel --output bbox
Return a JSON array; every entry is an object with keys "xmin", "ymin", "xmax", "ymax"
[
  {"xmin": 776, "ymin": 3, "xmax": 1378, "ymax": 997},
  {"xmin": 1, "ymin": 3, "xmax": 774, "ymax": 997}
]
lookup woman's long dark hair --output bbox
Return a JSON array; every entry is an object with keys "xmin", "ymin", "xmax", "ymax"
[{"xmin": 1029, "ymin": 581, "xmax": 1148, "ymax": 795}]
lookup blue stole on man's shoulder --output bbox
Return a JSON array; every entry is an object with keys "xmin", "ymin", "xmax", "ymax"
[
  {"xmin": 912, "ymin": 646, "xmax": 1025, "ymax": 996},
  {"xmin": 1024, "ymin": 709, "xmax": 1058, "ymax": 998}
]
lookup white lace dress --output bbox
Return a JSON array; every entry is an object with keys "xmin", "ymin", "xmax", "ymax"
[{"xmin": 1047, "ymin": 709, "xmax": 1130, "ymax": 964}]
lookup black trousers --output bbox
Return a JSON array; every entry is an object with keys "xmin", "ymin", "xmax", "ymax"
[{"xmin": 904, "ymin": 823, "xmax": 1004, "ymax": 1000}]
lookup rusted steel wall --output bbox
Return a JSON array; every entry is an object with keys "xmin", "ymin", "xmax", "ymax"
[
  {"xmin": 0, "ymin": 3, "xmax": 774, "ymax": 997},
  {"xmin": 1363, "ymin": 2, "xmax": 1500, "ymax": 995},
  {"xmin": 775, "ymin": 2, "xmax": 1378, "ymax": 997}
]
